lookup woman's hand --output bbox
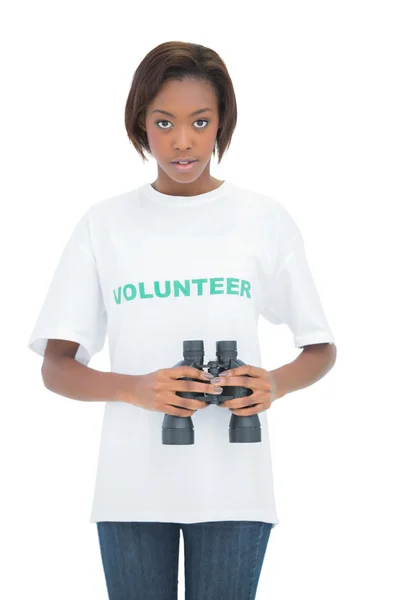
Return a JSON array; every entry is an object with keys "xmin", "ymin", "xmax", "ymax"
[
  {"xmin": 210, "ymin": 365, "xmax": 279, "ymax": 415},
  {"xmin": 119, "ymin": 366, "xmax": 222, "ymax": 417}
]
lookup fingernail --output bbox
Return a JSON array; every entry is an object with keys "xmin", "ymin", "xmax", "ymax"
[
  {"xmin": 203, "ymin": 372, "xmax": 213, "ymax": 379},
  {"xmin": 219, "ymin": 371, "xmax": 229, "ymax": 376},
  {"xmin": 214, "ymin": 387, "xmax": 223, "ymax": 393},
  {"xmin": 211, "ymin": 377, "xmax": 220, "ymax": 383}
]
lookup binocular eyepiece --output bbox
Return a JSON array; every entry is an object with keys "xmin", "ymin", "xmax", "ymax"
[{"xmin": 161, "ymin": 340, "xmax": 262, "ymax": 445}]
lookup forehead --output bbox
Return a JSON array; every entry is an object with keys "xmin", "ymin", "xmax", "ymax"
[{"xmin": 148, "ymin": 78, "xmax": 218, "ymax": 115}]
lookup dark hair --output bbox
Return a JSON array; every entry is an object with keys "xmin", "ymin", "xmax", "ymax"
[{"xmin": 124, "ymin": 41, "xmax": 237, "ymax": 164}]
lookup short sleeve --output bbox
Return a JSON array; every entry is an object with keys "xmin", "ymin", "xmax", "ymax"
[
  {"xmin": 27, "ymin": 209, "xmax": 107, "ymax": 366},
  {"xmin": 260, "ymin": 203, "xmax": 335, "ymax": 349}
]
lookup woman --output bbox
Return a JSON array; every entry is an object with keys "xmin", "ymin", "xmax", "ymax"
[{"xmin": 28, "ymin": 41, "xmax": 336, "ymax": 599}]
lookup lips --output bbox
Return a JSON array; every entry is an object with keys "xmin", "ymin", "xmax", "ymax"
[
  {"xmin": 172, "ymin": 160, "xmax": 197, "ymax": 164},
  {"xmin": 172, "ymin": 160, "xmax": 198, "ymax": 172}
]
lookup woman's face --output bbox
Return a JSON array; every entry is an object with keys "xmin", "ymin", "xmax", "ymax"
[{"xmin": 143, "ymin": 78, "xmax": 220, "ymax": 189}]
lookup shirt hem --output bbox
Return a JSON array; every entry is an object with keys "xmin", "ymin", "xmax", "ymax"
[
  {"xmin": 27, "ymin": 327, "xmax": 94, "ymax": 365},
  {"xmin": 294, "ymin": 332, "xmax": 335, "ymax": 348},
  {"xmin": 89, "ymin": 509, "xmax": 280, "ymax": 528}
]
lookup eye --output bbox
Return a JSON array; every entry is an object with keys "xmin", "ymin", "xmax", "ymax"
[{"xmin": 155, "ymin": 119, "xmax": 209, "ymax": 130}]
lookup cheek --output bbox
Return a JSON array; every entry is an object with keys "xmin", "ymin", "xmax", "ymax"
[
  {"xmin": 146, "ymin": 130, "xmax": 164, "ymax": 154},
  {"xmin": 205, "ymin": 127, "xmax": 220, "ymax": 147}
]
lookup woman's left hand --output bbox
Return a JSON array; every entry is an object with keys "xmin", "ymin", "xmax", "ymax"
[{"xmin": 210, "ymin": 365, "xmax": 279, "ymax": 415}]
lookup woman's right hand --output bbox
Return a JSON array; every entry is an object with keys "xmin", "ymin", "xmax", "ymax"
[{"xmin": 119, "ymin": 366, "xmax": 223, "ymax": 417}]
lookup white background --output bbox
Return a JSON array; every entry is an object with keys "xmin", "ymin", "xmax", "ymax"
[{"xmin": 2, "ymin": 0, "xmax": 399, "ymax": 598}]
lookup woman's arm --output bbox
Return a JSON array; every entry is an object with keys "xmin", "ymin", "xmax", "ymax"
[
  {"xmin": 269, "ymin": 343, "xmax": 337, "ymax": 400},
  {"xmin": 41, "ymin": 339, "xmax": 132, "ymax": 402}
]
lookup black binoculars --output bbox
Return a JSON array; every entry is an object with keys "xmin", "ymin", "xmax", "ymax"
[{"xmin": 161, "ymin": 340, "xmax": 262, "ymax": 445}]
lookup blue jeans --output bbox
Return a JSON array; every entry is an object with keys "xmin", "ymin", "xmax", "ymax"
[{"xmin": 96, "ymin": 521, "xmax": 273, "ymax": 600}]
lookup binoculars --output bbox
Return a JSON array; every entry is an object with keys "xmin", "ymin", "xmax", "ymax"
[{"xmin": 162, "ymin": 340, "xmax": 262, "ymax": 445}]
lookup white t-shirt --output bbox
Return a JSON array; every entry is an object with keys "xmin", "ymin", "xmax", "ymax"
[{"xmin": 27, "ymin": 180, "xmax": 335, "ymax": 528}]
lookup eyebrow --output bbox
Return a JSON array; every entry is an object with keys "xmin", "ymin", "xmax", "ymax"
[{"xmin": 151, "ymin": 108, "xmax": 213, "ymax": 118}]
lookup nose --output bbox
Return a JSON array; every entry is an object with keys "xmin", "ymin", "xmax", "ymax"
[{"xmin": 173, "ymin": 126, "xmax": 193, "ymax": 151}]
